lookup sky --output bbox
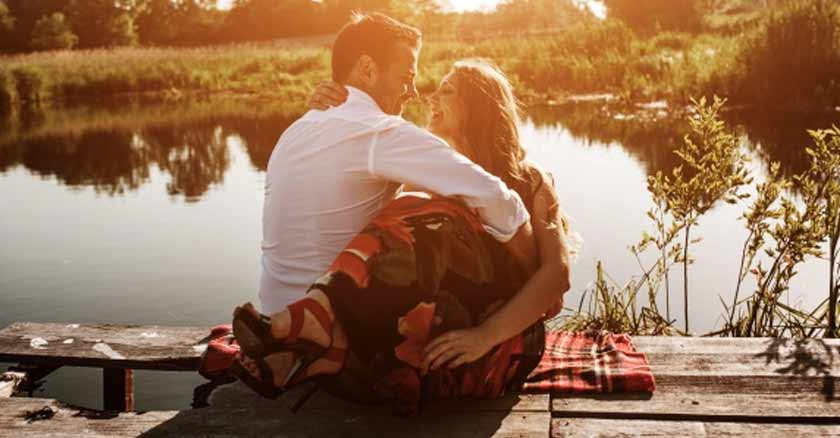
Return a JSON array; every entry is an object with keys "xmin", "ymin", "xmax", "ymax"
[{"xmin": 216, "ymin": 0, "xmax": 606, "ymax": 17}]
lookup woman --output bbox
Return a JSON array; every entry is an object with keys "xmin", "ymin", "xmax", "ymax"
[{"xmin": 231, "ymin": 59, "xmax": 576, "ymax": 411}]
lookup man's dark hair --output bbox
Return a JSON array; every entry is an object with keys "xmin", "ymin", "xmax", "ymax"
[{"xmin": 331, "ymin": 12, "xmax": 421, "ymax": 83}]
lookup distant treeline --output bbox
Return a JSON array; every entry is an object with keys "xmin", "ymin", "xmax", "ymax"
[
  {"xmin": 0, "ymin": 0, "xmax": 592, "ymax": 53},
  {"xmin": 2, "ymin": 0, "xmax": 839, "ymax": 111}
]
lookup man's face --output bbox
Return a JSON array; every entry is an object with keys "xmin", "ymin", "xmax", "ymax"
[{"xmin": 369, "ymin": 42, "xmax": 419, "ymax": 116}]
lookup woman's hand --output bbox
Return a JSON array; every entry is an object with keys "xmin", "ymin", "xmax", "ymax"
[
  {"xmin": 421, "ymin": 327, "xmax": 496, "ymax": 373},
  {"xmin": 307, "ymin": 80, "xmax": 348, "ymax": 110}
]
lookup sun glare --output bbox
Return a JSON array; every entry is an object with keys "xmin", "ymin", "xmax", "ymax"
[
  {"xmin": 446, "ymin": 0, "xmax": 503, "ymax": 12},
  {"xmin": 218, "ymin": 0, "xmax": 605, "ymax": 17}
]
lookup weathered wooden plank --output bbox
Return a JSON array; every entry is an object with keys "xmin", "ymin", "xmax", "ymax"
[
  {"xmin": 141, "ymin": 408, "xmax": 550, "ymax": 438},
  {"xmin": 549, "ymin": 336, "xmax": 840, "ymax": 421},
  {"xmin": 207, "ymin": 380, "xmax": 313, "ymax": 410},
  {"xmin": 645, "ymin": 352, "xmax": 840, "ymax": 376},
  {"xmin": 551, "ymin": 418, "xmax": 840, "ymax": 437},
  {"xmin": 0, "ymin": 397, "xmax": 171, "ymax": 438},
  {"xmin": 0, "ymin": 323, "xmax": 208, "ymax": 370},
  {"xmin": 637, "ymin": 337, "xmax": 840, "ymax": 375},
  {"xmin": 634, "ymin": 336, "xmax": 840, "ymax": 357},
  {"xmin": 0, "ymin": 397, "xmax": 550, "ymax": 438},
  {"xmin": 551, "ymin": 374, "xmax": 840, "ymax": 421},
  {"xmin": 302, "ymin": 391, "xmax": 550, "ymax": 413}
]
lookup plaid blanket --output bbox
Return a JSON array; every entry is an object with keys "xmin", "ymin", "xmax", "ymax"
[
  {"xmin": 521, "ymin": 330, "xmax": 656, "ymax": 393},
  {"xmin": 200, "ymin": 326, "xmax": 656, "ymax": 396}
]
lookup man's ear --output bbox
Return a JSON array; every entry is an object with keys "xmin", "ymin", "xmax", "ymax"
[{"xmin": 357, "ymin": 54, "xmax": 379, "ymax": 86}]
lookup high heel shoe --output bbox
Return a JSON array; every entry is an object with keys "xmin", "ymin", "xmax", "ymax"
[{"xmin": 231, "ymin": 299, "xmax": 345, "ymax": 398}]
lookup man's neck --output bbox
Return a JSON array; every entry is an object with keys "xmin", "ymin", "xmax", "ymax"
[{"xmin": 343, "ymin": 80, "xmax": 386, "ymax": 114}]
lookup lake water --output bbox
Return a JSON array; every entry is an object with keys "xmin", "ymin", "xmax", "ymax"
[{"xmin": 1, "ymin": 97, "xmax": 837, "ymax": 410}]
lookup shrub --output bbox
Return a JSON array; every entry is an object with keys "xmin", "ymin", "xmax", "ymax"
[
  {"xmin": 651, "ymin": 32, "xmax": 692, "ymax": 51},
  {"xmin": 11, "ymin": 66, "xmax": 46, "ymax": 103},
  {"xmin": 30, "ymin": 13, "xmax": 78, "ymax": 51},
  {"xmin": 604, "ymin": 0, "xmax": 702, "ymax": 34},
  {"xmin": 0, "ymin": 67, "xmax": 16, "ymax": 109},
  {"xmin": 734, "ymin": 0, "xmax": 840, "ymax": 107}
]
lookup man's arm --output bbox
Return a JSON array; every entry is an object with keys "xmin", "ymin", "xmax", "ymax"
[{"xmin": 370, "ymin": 122, "xmax": 530, "ymax": 242}]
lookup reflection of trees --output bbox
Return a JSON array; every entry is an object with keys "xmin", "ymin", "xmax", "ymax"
[
  {"xmin": 3, "ymin": 98, "xmax": 828, "ymax": 201},
  {"xmin": 527, "ymin": 103, "xmax": 687, "ymax": 176},
  {"xmin": 0, "ymin": 99, "xmax": 305, "ymax": 201},
  {"xmin": 726, "ymin": 109, "xmax": 839, "ymax": 178},
  {"xmin": 141, "ymin": 124, "xmax": 230, "ymax": 202},
  {"xmin": 526, "ymin": 103, "xmax": 824, "ymax": 179},
  {"xmin": 16, "ymin": 130, "xmax": 151, "ymax": 195},
  {"xmin": 220, "ymin": 114, "xmax": 299, "ymax": 171}
]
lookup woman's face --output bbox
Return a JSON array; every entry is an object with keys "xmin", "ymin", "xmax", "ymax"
[{"xmin": 428, "ymin": 71, "xmax": 466, "ymax": 145}]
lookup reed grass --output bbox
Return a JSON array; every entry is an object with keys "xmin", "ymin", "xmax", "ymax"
[
  {"xmin": 0, "ymin": 44, "xmax": 331, "ymax": 107},
  {"xmin": 557, "ymin": 99, "xmax": 840, "ymax": 338}
]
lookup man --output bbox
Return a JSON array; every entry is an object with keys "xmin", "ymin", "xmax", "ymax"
[{"xmin": 259, "ymin": 12, "xmax": 532, "ymax": 315}]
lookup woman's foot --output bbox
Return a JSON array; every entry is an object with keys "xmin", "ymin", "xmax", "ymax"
[
  {"xmin": 236, "ymin": 320, "xmax": 347, "ymax": 387},
  {"xmin": 239, "ymin": 289, "xmax": 335, "ymax": 349}
]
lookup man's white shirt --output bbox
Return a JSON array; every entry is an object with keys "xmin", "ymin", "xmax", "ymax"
[{"xmin": 259, "ymin": 86, "xmax": 530, "ymax": 314}]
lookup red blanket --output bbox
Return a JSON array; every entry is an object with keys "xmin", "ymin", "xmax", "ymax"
[
  {"xmin": 522, "ymin": 330, "xmax": 656, "ymax": 393},
  {"xmin": 199, "ymin": 326, "xmax": 655, "ymax": 396}
]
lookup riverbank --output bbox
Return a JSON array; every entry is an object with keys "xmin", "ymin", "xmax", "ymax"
[
  {"xmin": 0, "ymin": 29, "xmax": 727, "ymax": 108},
  {"xmin": 0, "ymin": 6, "xmax": 835, "ymax": 116}
]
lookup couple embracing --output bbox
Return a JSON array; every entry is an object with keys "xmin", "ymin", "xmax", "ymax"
[{"xmin": 231, "ymin": 12, "xmax": 577, "ymax": 414}]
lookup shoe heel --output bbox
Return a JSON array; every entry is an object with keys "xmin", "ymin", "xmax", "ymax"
[{"xmin": 232, "ymin": 311, "xmax": 265, "ymax": 358}]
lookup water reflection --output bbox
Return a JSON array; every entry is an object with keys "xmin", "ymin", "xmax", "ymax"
[
  {"xmin": 1, "ymin": 98, "xmax": 836, "ymax": 201},
  {"xmin": 0, "ymin": 98, "xmax": 301, "ymax": 201},
  {"xmin": 729, "ymin": 108, "xmax": 840, "ymax": 178},
  {"xmin": 528, "ymin": 103, "xmax": 688, "ymax": 176}
]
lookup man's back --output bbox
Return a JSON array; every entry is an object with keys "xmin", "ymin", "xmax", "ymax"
[{"xmin": 260, "ymin": 88, "xmax": 403, "ymax": 314}]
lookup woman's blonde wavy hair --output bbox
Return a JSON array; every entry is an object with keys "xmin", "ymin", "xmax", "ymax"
[
  {"xmin": 450, "ymin": 59, "xmax": 577, "ymax": 238},
  {"xmin": 450, "ymin": 59, "xmax": 529, "ymax": 200}
]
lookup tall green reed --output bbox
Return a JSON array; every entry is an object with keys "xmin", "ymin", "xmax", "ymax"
[{"xmin": 561, "ymin": 98, "xmax": 840, "ymax": 337}]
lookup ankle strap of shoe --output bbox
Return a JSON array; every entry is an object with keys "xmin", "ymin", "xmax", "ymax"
[{"xmin": 287, "ymin": 298, "xmax": 333, "ymax": 343}]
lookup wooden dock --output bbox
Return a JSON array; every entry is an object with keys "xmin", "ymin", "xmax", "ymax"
[{"xmin": 0, "ymin": 322, "xmax": 838, "ymax": 437}]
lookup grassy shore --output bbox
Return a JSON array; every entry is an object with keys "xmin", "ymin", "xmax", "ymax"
[
  {"xmin": 0, "ymin": 29, "xmax": 737, "ymax": 109},
  {"xmin": 0, "ymin": 44, "xmax": 331, "ymax": 108},
  {"xmin": 2, "ymin": 2, "xmax": 839, "ymax": 113}
]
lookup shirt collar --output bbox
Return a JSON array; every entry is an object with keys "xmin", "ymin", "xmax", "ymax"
[{"xmin": 345, "ymin": 86, "xmax": 383, "ymax": 114}]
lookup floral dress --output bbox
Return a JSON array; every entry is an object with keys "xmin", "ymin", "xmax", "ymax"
[{"xmin": 310, "ymin": 192, "xmax": 544, "ymax": 415}]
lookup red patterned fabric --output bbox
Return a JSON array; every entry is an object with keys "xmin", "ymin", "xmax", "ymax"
[
  {"xmin": 197, "ymin": 325, "xmax": 656, "ymax": 405},
  {"xmin": 389, "ymin": 301, "xmax": 526, "ymax": 403},
  {"xmin": 198, "ymin": 324, "xmax": 240, "ymax": 381},
  {"xmin": 522, "ymin": 330, "xmax": 656, "ymax": 393}
]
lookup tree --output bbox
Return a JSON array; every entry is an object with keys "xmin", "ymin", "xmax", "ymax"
[
  {"xmin": 389, "ymin": 0, "xmax": 441, "ymax": 28},
  {"xmin": 604, "ymin": 0, "xmax": 701, "ymax": 34},
  {"xmin": 136, "ymin": 0, "xmax": 224, "ymax": 46},
  {"xmin": 0, "ymin": 1, "xmax": 14, "ymax": 32},
  {"xmin": 108, "ymin": 12, "xmax": 138, "ymax": 46},
  {"xmin": 30, "ymin": 12, "xmax": 78, "ymax": 50},
  {"xmin": 65, "ymin": 0, "xmax": 143, "ymax": 47},
  {"xmin": 0, "ymin": 1, "xmax": 16, "ymax": 52},
  {"xmin": 136, "ymin": 0, "xmax": 180, "ymax": 45},
  {"xmin": 3, "ymin": 0, "xmax": 66, "ymax": 52},
  {"xmin": 224, "ymin": 0, "xmax": 327, "ymax": 41}
]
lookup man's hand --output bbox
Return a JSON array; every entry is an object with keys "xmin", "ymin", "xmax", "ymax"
[
  {"xmin": 421, "ymin": 327, "xmax": 495, "ymax": 373},
  {"xmin": 307, "ymin": 80, "xmax": 348, "ymax": 111}
]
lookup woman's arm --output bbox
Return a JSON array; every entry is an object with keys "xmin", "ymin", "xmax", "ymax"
[{"xmin": 422, "ymin": 181, "xmax": 571, "ymax": 372}]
